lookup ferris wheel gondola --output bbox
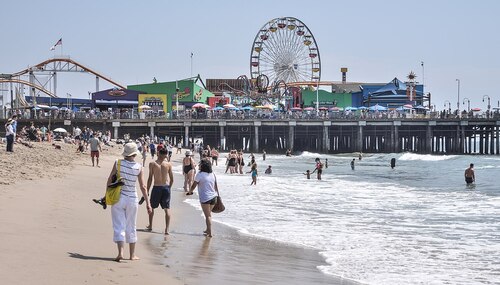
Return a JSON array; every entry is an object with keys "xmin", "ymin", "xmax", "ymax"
[{"xmin": 250, "ymin": 17, "xmax": 321, "ymax": 84}]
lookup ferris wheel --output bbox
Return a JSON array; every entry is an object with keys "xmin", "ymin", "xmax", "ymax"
[{"xmin": 250, "ymin": 17, "xmax": 321, "ymax": 84}]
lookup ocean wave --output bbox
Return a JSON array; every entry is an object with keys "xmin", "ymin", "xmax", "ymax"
[{"xmin": 398, "ymin": 152, "xmax": 456, "ymax": 161}]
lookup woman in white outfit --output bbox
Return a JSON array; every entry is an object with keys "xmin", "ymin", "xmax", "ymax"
[
  {"xmin": 187, "ymin": 159, "xmax": 219, "ymax": 237},
  {"xmin": 106, "ymin": 142, "xmax": 152, "ymax": 261}
]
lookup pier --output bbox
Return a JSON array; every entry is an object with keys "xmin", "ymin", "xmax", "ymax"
[{"xmin": 12, "ymin": 118, "xmax": 500, "ymax": 155}]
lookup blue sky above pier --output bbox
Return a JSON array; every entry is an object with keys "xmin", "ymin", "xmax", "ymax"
[{"xmin": 1, "ymin": 0, "xmax": 499, "ymax": 110}]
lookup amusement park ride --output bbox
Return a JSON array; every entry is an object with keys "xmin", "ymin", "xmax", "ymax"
[
  {"xmin": 0, "ymin": 57, "xmax": 125, "ymax": 109},
  {"xmin": 2, "ymin": 16, "xmax": 334, "ymax": 112},
  {"xmin": 218, "ymin": 17, "xmax": 333, "ymax": 109}
]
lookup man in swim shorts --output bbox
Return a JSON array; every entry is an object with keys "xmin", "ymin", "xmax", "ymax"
[
  {"xmin": 88, "ymin": 134, "xmax": 102, "ymax": 167},
  {"xmin": 464, "ymin": 163, "xmax": 475, "ymax": 185},
  {"xmin": 145, "ymin": 149, "xmax": 174, "ymax": 234}
]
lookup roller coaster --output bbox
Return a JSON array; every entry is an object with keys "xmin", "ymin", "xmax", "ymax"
[{"xmin": 1, "ymin": 56, "xmax": 125, "ymax": 108}]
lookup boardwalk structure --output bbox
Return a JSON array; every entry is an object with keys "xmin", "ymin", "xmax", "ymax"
[{"xmin": 10, "ymin": 118, "xmax": 500, "ymax": 155}]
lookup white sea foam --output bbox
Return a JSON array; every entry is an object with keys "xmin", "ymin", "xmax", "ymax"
[
  {"xmin": 182, "ymin": 153, "xmax": 499, "ymax": 284},
  {"xmin": 398, "ymin": 152, "xmax": 456, "ymax": 161}
]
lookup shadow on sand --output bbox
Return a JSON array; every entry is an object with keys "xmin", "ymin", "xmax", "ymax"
[{"xmin": 68, "ymin": 252, "xmax": 116, "ymax": 262}]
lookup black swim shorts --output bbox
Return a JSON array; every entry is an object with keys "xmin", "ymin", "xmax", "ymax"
[
  {"xmin": 465, "ymin": 177, "xmax": 474, "ymax": 184},
  {"xmin": 150, "ymin": 185, "xmax": 171, "ymax": 209}
]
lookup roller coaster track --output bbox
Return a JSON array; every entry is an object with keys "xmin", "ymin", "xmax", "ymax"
[
  {"xmin": 11, "ymin": 57, "xmax": 126, "ymax": 90},
  {"xmin": 0, "ymin": 78, "xmax": 56, "ymax": 97}
]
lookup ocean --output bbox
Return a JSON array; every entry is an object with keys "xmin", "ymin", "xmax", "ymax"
[{"xmin": 182, "ymin": 152, "xmax": 499, "ymax": 284}]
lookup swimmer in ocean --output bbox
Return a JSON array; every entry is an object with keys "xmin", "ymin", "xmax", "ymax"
[{"xmin": 464, "ymin": 163, "xmax": 475, "ymax": 185}]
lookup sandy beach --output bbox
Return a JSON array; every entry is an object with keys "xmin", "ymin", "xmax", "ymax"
[{"xmin": 0, "ymin": 141, "xmax": 355, "ymax": 285}]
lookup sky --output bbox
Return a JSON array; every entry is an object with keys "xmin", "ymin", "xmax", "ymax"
[{"xmin": 1, "ymin": 0, "xmax": 499, "ymax": 110}]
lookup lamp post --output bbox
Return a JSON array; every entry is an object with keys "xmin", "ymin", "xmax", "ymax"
[
  {"xmin": 455, "ymin": 79, "xmax": 460, "ymax": 113},
  {"xmin": 463, "ymin": 97, "xmax": 470, "ymax": 113},
  {"xmin": 316, "ymin": 79, "xmax": 319, "ymax": 115},
  {"xmin": 444, "ymin": 100, "xmax": 451, "ymax": 114},
  {"xmin": 482, "ymin": 94, "xmax": 491, "ymax": 115},
  {"xmin": 175, "ymin": 80, "xmax": 179, "ymax": 119}
]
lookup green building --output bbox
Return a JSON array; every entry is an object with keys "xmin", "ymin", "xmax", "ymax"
[
  {"xmin": 301, "ymin": 89, "xmax": 352, "ymax": 108},
  {"xmin": 128, "ymin": 77, "xmax": 214, "ymax": 113}
]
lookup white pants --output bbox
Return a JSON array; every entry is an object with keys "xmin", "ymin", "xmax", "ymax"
[{"xmin": 111, "ymin": 195, "xmax": 138, "ymax": 243}]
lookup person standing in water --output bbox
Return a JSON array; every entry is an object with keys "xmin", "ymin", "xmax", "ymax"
[
  {"xmin": 350, "ymin": 159, "xmax": 355, "ymax": 170},
  {"xmin": 325, "ymin": 158, "xmax": 328, "ymax": 168},
  {"xmin": 247, "ymin": 163, "xmax": 258, "ymax": 185},
  {"xmin": 311, "ymin": 158, "xmax": 323, "ymax": 180},
  {"xmin": 304, "ymin": 170, "xmax": 311, "ymax": 179},
  {"xmin": 464, "ymin": 163, "xmax": 475, "ymax": 185},
  {"xmin": 390, "ymin": 158, "xmax": 396, "ymax": 169}
]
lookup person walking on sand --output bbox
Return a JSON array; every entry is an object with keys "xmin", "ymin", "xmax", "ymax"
[
  {"xmin": 105, "ymin": 142, "xmax": 152, "ymax": 262},
  {"xmin": 187, "ymin": 159, "xmax": 220, "ymax": 237},
  {"xmin": 88, "ymin": 134, "xmax": 102, "ymax": 167},
  {"xmin": 183, "ymin": 150, "xmax": 196, "ymax": 192},
  {"xmin": 247, "ymin": 163, "xmax": 258, "ymax": 185},
  {"xmin": 5, "ymin": 119, "xmax": 14, "ymax": 152},
  {"xmin": 464, "ymin": 163, "xmax": 475, "ymax": 185},
  {"xmin": 310, "ymin": 158, "xmax": 323, "ymax": 180},
  {"xmin": 145, "ymin": 149, "xmax": 173, "ymax": 235}
]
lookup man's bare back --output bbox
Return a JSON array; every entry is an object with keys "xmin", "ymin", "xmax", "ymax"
[{"xmin": 149, "ymin": 160, "xmax": 173, "ymax": 187}]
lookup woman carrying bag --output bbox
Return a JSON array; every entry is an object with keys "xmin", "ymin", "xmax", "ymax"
[
  {"xmin": 106, "ymin": 142, "xmax": 152, "ymax": 261},
  {"xmin": 187, "ymin": 159, "xmax": 222, "ymax": 237}
]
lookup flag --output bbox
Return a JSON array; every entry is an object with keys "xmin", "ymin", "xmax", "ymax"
[{"xmin": 50, "ymin": 38, "xmax": 62, "ymax": 51}]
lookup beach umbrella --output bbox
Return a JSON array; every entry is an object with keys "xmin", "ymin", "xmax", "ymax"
[
  {"xmin": 139, "ymin": 105, "xmax": 151, "ymax": 109},
  {"xmin": 37, "ymin": 104, "xmax": 51, "ymax": 109},
  {"xmin": 345, "ymin": 106, "xmax": 358, "ymax": 111},
  {"xmin": 192, "ymin": 103, "xmax": 207, "ymax": 108},
  {"xmin": 223, "ymin": 103, "xmax": 236, "ymax": 108},
  {"xmin": 471, "ymin": 108, "xmax": 481, "ymax": 112},
  {"xmin": 50, "ymin": 106, "xmax": 59, "ymax": 110},
  {"xmin": 319, "ymin": 107, "xmax": 329, "ymax": 111},
  {"xmin": 329, "ymin": 107, "xmax": 340, "ymax": 111},
  {"xmin": 59, "ymin": 107, "xmax": 68, "ymax": 111},
  {"xmin": 369, "ymin": 104, "xmax": 387, "ymax": 111},
  {"xmin": 403, "ymin": 104, "xmax": 413, "ymax": 109},
  {"xmin": 241, "ymin": 106, "xmax": 254, "ymax": 111},
  {"xmin": 414, "ymin": 105, "xmax": 427, "ymax": 110},
  {"xmin": 291, "ymin": 107, "xmax": 302, "ymax": 111},
  {"xmin": 53, "ymin": 128, "xmax": 67, "ymax": 133},
  {"xmin": 262, "ymin": 104, "xmax": 274, "ymax": 110},
  {"xmin": 213, "ymin": 106, "xmax": 224, "ymax": 111},
  {"xmin": 358, "ymin": 106, "xmax": 368, "ymax": 110},
  {"xmin": 303, "ymin": 107, "xmax": 315, "ymax": 111}
]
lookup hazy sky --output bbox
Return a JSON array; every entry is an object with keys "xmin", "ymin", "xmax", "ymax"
[{"xmin": 1, "ymin": 0, "xmax": 499, "ymax": 110}]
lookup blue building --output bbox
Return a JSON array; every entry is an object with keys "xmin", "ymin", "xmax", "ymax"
[{"xmin": 352, "ymin": 77, "xmax": 427, "ymax": 108}]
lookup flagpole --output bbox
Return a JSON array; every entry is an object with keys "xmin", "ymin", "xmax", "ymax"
[{"xmin": 190, "ymin": 52, "xmax": 193, "ymax": 78}]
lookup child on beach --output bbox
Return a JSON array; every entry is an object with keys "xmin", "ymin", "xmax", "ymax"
[
  {"xmin": 247, "ymin": 163, "xmax": 258, "ymax": 185},
  {"xmin": 304, "ymin": 170, "xmax": 311, "ymax": 179}
]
